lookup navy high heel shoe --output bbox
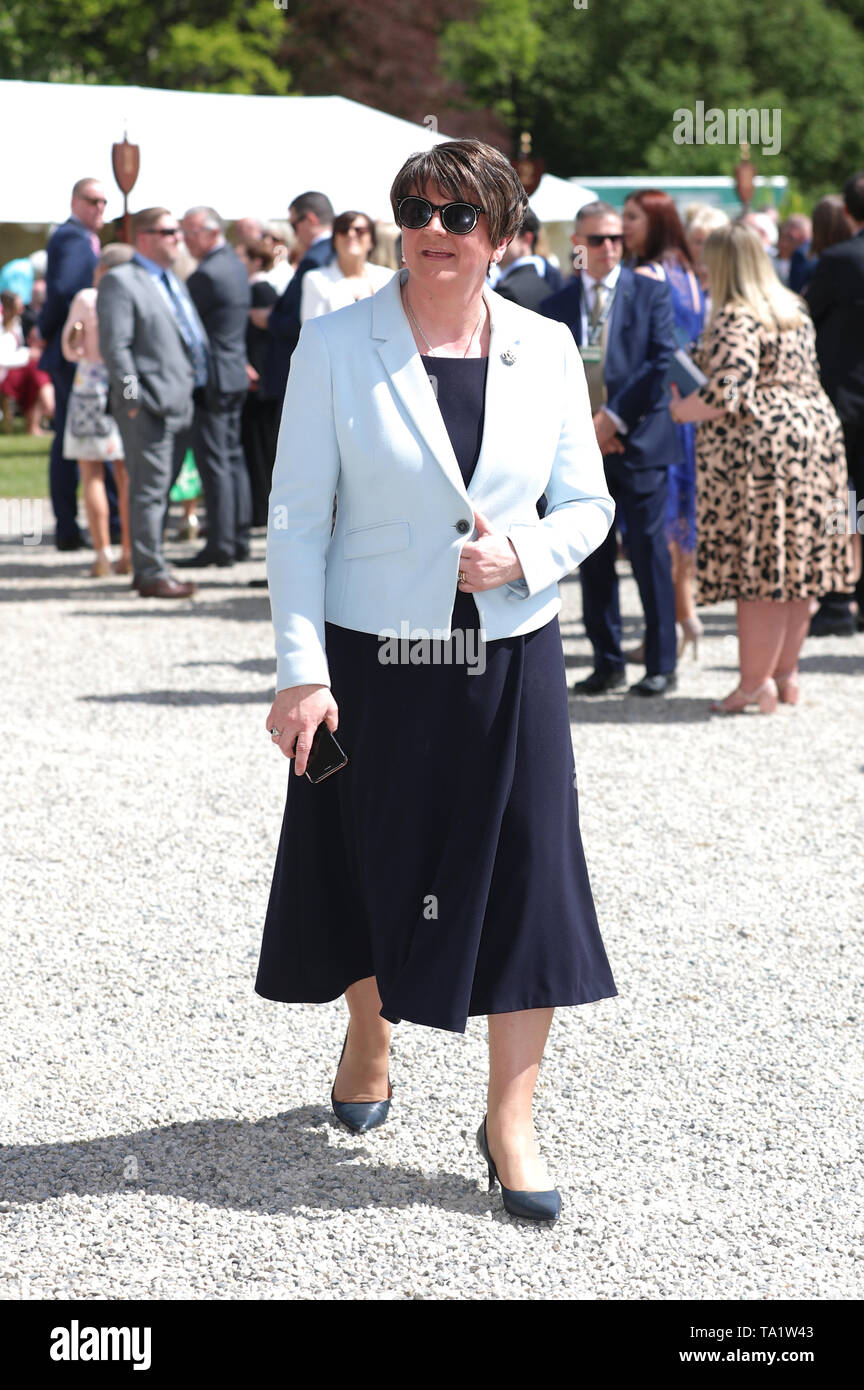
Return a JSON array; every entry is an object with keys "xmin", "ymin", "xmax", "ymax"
[
  {"xmin": 476, "ymin": 1115, "xmax": 561, "ymax": 1222},
  {"xmin": 330, "ymin": 1025, "xmax": 392, "ymax": 1134}
]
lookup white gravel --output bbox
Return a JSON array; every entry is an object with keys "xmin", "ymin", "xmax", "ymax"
[{"xmin": 1, "ymin": 499, "xmax": 862, "ymax": 1300}]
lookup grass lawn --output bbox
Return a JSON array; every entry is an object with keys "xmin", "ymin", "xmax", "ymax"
[{"xmin": 0, "ymin": 432, "xmax": 51, "ymax": 498}]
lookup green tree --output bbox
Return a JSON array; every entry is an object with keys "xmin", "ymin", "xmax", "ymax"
[
  {"xmin": 0, "ymin": 1, "xmax": 290, "ymax": 93},
  {"xmin": 440, "ymin": 0, "xmax": 864, "ymax": 193}
]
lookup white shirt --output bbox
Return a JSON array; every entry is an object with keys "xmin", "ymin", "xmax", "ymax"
[
  {"xmin": 266, "ymin": 260, "xmax": 294, "ymax": 296},
  {"xmin": 300, "ymin": 261, "xmax": 395, "ymax": 322},
  {"xmin": 580, "ymin": 263, "xmax": 626, "ymax": 433}
]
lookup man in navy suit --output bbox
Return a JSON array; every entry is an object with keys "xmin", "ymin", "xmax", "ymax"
[
  {"xmin": 541, "ymin": 202, "xmax": 680, "ymax": 695},
  {"xmin": 259, "ymin": 191, "xmax": 334, "ymax": 405},
  {"xmin": 805, "ymin": 171, "xmax": 864, "ymax": 635},
  {"xmin": 36, "ymin": 177, "xmax": 118, "ymax": 549},
  {"xmin": 492, "ymin": 209, "xmax": 564, "ymax": 311}
]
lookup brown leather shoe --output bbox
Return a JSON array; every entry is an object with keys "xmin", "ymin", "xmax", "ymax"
[{"xmin": 138, "ymin": 576, "xmax": 197, "ymax": 599}]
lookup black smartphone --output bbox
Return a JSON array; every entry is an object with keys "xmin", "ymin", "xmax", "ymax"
[{"xmin": 302, "ymin": 722, "xmax": 348, "ymax": 783}]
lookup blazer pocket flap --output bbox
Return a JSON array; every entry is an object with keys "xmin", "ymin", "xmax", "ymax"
[{"xmin": 343, "ymin": 519, "xmax": 410, "ymax": 560}]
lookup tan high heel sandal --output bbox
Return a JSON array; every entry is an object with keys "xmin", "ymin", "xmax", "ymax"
[
  {"xmin": 710, "ymin": 678, "xmax": 779, "ymax": 715},
  {"xmin": 774, "ymin": 671, "xmax": 799, "ymax": 706}
]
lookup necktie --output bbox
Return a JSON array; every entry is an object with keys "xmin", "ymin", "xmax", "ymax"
[
  {"xmin": 89, "ymin": 232, "xmax": 101, "ymax": 257},
  {"xmin": 584, "ymin": 282, "xmax": 609, "ymax": 414},
  {"xmin": 160, "ymin": 271, "xmax": 208, "ymax": 388}
]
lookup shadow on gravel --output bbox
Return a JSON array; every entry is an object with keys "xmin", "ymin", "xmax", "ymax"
[
  {"xmin": 79, "ymin": 689, "xmax": 269, "ymax": 706},
  {"xmin": 0, "ymin": 1110, "xmax": 500, "ymax": 1218},
  {"xmin": 0, "ymin": 584, "xmax": 143, "ymax": 603},
  {"xmin": 567, "ymin": 695, "xmax": 713, "ymax": 724},
  {"xmin": 0, "ymin": 561, "xmax": 98, "ymax": 583},
  {"xmin": 65, "ymin": 594, "xmax": 270, "ymax": 623},
  {"xmin": 798, "ymin": 651, "xmax": 864, "ymax": 675}
]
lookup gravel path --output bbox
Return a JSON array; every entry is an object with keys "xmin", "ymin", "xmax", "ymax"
[{"xmin": 1, "ymin": 500, "xmax": 862, "ymax": 1300}]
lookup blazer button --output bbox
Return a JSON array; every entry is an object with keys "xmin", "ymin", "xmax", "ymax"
[{"xmin": 455, "ymin": 519, "xmax": 470, "ymax": 534}]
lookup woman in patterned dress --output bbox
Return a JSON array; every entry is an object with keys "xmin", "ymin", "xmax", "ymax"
[{"xmin": 669, "ymin": 222, "xmax": 853, "ymax": 713}]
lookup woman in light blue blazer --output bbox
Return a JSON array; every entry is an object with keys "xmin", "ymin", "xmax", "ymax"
[{"xmin": 255, "ymin": 139, "xmax": 618, "ymax": 1223}]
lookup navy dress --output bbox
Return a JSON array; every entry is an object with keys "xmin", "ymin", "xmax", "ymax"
[{"xmin": 255, "ymin": 353, "xmax": 617, "ymax": 1034}]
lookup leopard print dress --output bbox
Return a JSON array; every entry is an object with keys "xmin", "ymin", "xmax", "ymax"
[{"xmin": 694, "ymin": 306, "xmax": 854, "ymax": 603}]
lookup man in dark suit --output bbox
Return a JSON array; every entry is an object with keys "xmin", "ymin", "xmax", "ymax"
[
  {"xmin": 259, "ymin": 191, "xmax": 334, "ymax": 405},
  {"xmin": 98, "ymin": 206, "xmax": 208, "ymax": 599},
  {"xmin": 36, "ymin": 177, "xmax": 118, "ymax": 548},
  {"xmin": 541, "ymin": 202, "xmax": 680, "ymax": 695},
  {"xmin": 493, "ymin": 209, "xmax": 564, "ymax": 311},
  {"xmin": 805, "ymin": 171, "xmax": 864, "ymax": 635},
  {"xmin": 176, "ymin": 206, "xmax": 252, "ymax": 567}
]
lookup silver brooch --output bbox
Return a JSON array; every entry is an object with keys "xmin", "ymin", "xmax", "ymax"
[{"xmin": 500, "ymin": 348, "xmax": 516, "ymax": 366}]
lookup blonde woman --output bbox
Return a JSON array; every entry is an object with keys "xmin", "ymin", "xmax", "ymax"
[
  {"xmin": 61, "ymin": 243, "xmax": 135, "ymax": 576},
  {"xmin": 670, "ymin": 222, "xmax": 854, "ymax": 712},
  {"xmin": 685, "ymin": 204, "xmax": 730, "ymax": 305}
]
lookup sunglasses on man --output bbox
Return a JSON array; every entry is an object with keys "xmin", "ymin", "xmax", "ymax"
[
  {"xmin": 82, "ymin": 196, "xmax": 107, "ymax": 207},
  {"xmin": 142, "ymin": 227, "xmax": 182, "ymax": 237},
  {"xmin": 397, "ymin": 196, "xmax": 485, "ymax": 236},
  {"xmin": 584, "ymin": 233, "xmax": 624, "ymax": 247}
]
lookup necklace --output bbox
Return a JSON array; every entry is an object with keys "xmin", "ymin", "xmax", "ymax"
[{"xmin": 403, "ymin": 289, "xmax": 484, "ymax": 358}]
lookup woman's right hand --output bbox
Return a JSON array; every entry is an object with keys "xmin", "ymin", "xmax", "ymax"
[{"xmin": 266, "ymin": 683, "xmax": 339, "ymax": 775}]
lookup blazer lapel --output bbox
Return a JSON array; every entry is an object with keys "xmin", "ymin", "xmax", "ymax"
[
  {"xmin": 607, "ymin": 266, "xmax": 634, "ymax": 354},
  {"xmin": 372, "ymin": 269, "xmax": 522, "ymax": 503},
  {"xmin": 467, "ymin": 288, "xmax": 521, "ymax": 499},
  {"xmin": 373, "ymin": 269, "xmax": 466, "ymax": 498}
]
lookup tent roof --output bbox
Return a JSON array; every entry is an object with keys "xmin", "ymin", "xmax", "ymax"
[{"xmin": 1, "ymin": 80, "xmax": 594, "ymax": 227}]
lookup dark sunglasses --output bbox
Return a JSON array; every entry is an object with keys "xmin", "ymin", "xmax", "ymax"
[
  {"xmin": 82, "ymin": 196, "xmax": 107, "ymax": 207},
  {"xmin": 144, "ymin": 227, "xmax": 181, "ymax": 237},
  {"xmin": 397, "ymin": 196, "xmax": 484, "ymax": 235},
  {"xmin": 585, "ymin": 233, "xmax": 624, "ymax": 247}
]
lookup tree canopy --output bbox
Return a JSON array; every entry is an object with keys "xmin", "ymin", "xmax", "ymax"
[{"xmin": 2, "ymin": 0, "xmax": 861, "ymax": 195}]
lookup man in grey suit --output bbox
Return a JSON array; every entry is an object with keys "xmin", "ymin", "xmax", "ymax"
[
  {"xmin": 97, "ymin": 206, "xmax": 208, "ymax": 598},
  {"xmin": 176, "ymin": 206, "xmax": 252, "ymax": 568}
]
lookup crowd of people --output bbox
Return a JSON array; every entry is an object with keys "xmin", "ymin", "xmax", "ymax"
[{"xmin": 1, "ymin": 165, "xmax": 862, "ymax": 706}]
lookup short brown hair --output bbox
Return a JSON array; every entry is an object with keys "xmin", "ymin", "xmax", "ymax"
[
  {"xmin": 390, "ymin": 139, "xmax": 528, "ymax": 249},
  {"xmin": 244, "ymin": 237, "xmax": 275, "ymax": 272},
  {"xmin": 132, "ymin": 207, "xmax": 172, "ymax": 239},
  {"xmin": 333, "ymin": 210, "xmax": 377, "ymax": 252}
]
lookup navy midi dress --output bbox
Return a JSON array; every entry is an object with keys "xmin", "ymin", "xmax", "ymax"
[{"xmin": 255, "ymin": 354, "xmax": 618, "ymax": 1034}]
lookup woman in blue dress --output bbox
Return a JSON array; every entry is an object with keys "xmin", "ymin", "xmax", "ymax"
[{"xmin": 622, "ymin": 190, "xmax": 706, "ymax": 659}]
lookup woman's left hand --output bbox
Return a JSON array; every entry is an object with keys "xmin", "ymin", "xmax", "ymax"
[
  {"xmin": 669, "ymin": 380, "xmax": 727, "ymax": 425},
  {"xmin": 458, "ymin": 508, "xmax": 525, "ymax": 591}
]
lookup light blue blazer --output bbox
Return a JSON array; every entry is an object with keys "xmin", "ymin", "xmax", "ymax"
[{"xmin": 266, "ymin": 266, "xmax": 615, "ymax": 691}]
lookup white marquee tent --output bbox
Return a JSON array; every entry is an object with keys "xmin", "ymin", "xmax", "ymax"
[{"xmin": 0, "ymin": 80, "xmax": 595, "ymax": 231}]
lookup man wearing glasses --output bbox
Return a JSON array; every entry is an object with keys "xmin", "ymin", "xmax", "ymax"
[
  {"xmin": 541, "ymin": 202, "xmax": 680, "ymax": 696},
  {"xmin": 36, "ymin": 178, "xmax": 120, "ymax": 550},
  {"xmin": 98, "ymin": 207, "xmax": 208, "ymax": 598}
]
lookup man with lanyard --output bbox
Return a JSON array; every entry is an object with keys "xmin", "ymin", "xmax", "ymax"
[{"xmin": 541, "ymin": 201, "xmax": 680, "ymax": 696}]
